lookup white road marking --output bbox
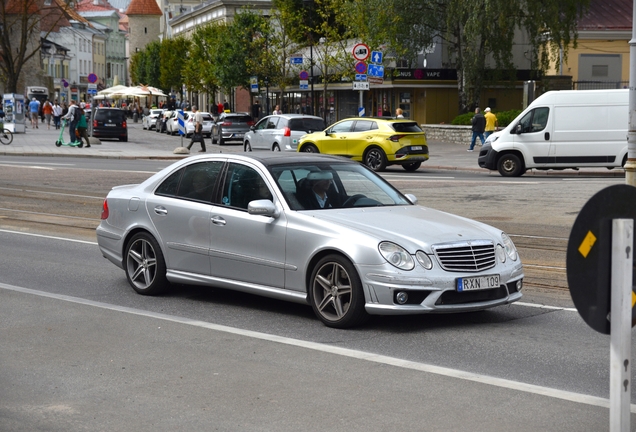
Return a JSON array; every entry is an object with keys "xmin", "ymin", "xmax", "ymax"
[
  {"xmin": 0, "ymin": 186, "xmax": 104, "ymax": 200},
  {"xmin": 0, "ymin": 228, "xmax": 97, "ymax": 245},
  {"xmin": 0, "ymin": 282, "xmax": 627, "ymax": 412}
]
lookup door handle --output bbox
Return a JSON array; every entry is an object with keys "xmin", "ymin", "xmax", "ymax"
[
  {"xmin": 154, "ymin": 206, "xmax": 168, "ymax": 215},
  {"xmin": 545, "ymin": 132, "xmax": 550, "ymax": 140},
  {"xmin": 211, "ymin": 215, "xmax": 226, "ymax": 226}
]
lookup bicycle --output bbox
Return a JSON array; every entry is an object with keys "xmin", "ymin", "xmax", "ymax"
[{"xmin": 0, "ymin": 123, "xmax": 13, "ymax": 145}]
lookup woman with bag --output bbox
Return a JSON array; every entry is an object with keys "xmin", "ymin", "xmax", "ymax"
[{"xmin": 187, "ymin": 106, "xmax": 206, "ymax": 152}]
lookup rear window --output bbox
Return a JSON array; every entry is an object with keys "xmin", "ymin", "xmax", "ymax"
[
  {"xmin": 391, "ymin": 122, "xmax": 422, "ymax": 133},
  {"xmin": 227, "ymin": 115, "xmax": 253, "ymax": 123},
  {"xmin": 95, "ymin": 109, "xmax": 125, "ymax": 122},
  {"xmin": 289, "ymin": 118, "xmax": 326, "ymax": 132},
  {"xmin": 201, "ymin": 114, "xmax": 213, "ymax": 121}
]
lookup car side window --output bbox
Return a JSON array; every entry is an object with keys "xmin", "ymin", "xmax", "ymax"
[
  {"xmin": 277, "ymin": 118, "xmax": 288, "ymax": 129},
  {"xmin": 330, "ymin": 120, "xmax": 354, "ymax": 133},
  {"xmin": 519, "ymin": 107, "xmax": 549, "ymax": 133},
  {"xmin": 353, "ymin": 120, "xmax": 374, "ymax": 132},
  {"xmin": 254, "ymin": 117, "xmax": 269, "ymax": 131},
  {"xmin": 221, "ymin": 163, "xmax": 273, "ymax": 210},
  {"xmin": 172, "ymin": 161, "xmax": 223, "ymax": 202},
  {"xmin": 155, "ymin": 168, "xmax": 183, "ymax": 197},
  {"xmin": 267, "ymin": 117, "xmax": 279, "ymax": 129}
]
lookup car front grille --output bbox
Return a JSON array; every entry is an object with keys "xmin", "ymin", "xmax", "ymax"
[{"xmin": 432, "ymin": 240, "xmax": 496, "ymax": 272}]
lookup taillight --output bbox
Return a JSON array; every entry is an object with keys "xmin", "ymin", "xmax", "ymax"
[
  {"xmin": 101, "ymin": 199, "xmax": 109, "ymax": 220},
  {"xmin": 122, "ymin": 120, "xmax": 127, "ymax": 128},
  {"xmin": 221, "ymin": 121, "xmax": 232, "ymax": 126},
  {"xmin": 93, "ymin": 119, "xmax": 97, "ymax": 127},
  {"xmin": 283, "ymin": 127, "xmax": 291, "ymax": 137},
  {"xmin": 388, "ymin": 134, "xmax": 405, "ymax": 142},
  {"xmin": 247, "ymin": 120, "xmax": 255, "ymax": 126}
]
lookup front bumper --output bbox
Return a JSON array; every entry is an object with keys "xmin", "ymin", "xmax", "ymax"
[{"xmin": 478, "ymin": 144, "xmax": 498, "ymax": 170}]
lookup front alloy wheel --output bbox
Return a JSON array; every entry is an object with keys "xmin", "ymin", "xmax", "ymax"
[
  {"xmin": 125, "ymin": 233, "xmax": 169, "ymax": 295},
  {"xmin": 309, "ymin": 255, "xmax": 368, "ymax": 328},
  {"xmin": 497, "ymin": 153, "xmax": 524, "ymax": 177}
]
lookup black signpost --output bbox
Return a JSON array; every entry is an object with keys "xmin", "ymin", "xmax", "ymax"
[{"xmin": 567, "ymin": 184, "xmax": 636, "ymax": 432}]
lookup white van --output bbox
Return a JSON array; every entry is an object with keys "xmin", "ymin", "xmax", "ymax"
[{"xmin": 478, "ymin": 89, "xmax": 628, "ymax": 176}]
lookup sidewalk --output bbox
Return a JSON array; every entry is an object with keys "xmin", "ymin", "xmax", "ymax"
[{"xmin": 0, "ymin": 121, "xmax": 626, "ymax": 177}]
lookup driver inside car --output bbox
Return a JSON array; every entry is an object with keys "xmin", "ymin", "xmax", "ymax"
[{"xmin": 297, "ymin": 171, "xmax": 335, "ymax": 209}]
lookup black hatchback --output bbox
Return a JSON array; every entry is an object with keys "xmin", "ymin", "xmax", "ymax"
[{"xmin": 92, "ymin": 108, "xmax": 128, "ymax": 142}]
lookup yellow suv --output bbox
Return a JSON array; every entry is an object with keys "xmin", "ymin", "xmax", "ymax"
[{"xmin": 297, "ymin": 117, "xmax": 428, "ymax": 171}]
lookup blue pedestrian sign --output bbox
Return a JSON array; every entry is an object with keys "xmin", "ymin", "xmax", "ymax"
[
  {"xmin": 367, "ymin": 64, "xmax": 384, "ymax": 78},
  {"xmin": 371, "ymin": 51, "xmax": 383, "ymax": 64}
]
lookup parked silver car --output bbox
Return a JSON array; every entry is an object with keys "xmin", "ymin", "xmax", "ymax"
[
  {"xmin": 96, "ymin": 153, "xmax": 523, "ymax": 328},
  {"xmin": 212, "ymin": 112, "xmax": 255, "ymax": 145},
  {"xmin": 244, "ymin": 114, "xmax": 326, "ymax": 152}
]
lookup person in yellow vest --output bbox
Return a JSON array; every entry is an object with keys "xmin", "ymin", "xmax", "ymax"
[{"xmin": 484, "ymin": 107, "xmax": 498, "ymax": 140}]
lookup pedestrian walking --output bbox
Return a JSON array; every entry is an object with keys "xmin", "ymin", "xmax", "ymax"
[
  {"xmin": 42, "ymin": 99, "xmax": 53, "ymax": 129},
  {"xmin": 484, "ymin": 107, "xmax": 498, "ymax": 140},
  {"xmin": 468, "ymin": 107, "xmax": 486, "ymax": 151},
  {"xmin": 28, "ymin": 98, "xmax": 40, "ymax": 128},
  {"xmin": 186, "ymin": 105, "xmax": 206, "ymax": 153},
  {"xmin": 217, "ymin": 101, "xmax": 224, "ymax": 116},
  {"xmin": 395, "ymin": 108, "xmax": 404, "ymax": 118},
  {"xmin": 251, "ymin": 100, "xmax": 261, "ymax": 121},
  {"xmin": 52, "ymin": 101, "xmax": 63, "ymax": 129}
]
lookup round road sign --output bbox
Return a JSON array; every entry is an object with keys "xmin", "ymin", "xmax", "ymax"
[
  {"xmin": 88, "ymin": 73, "xmax": 98, "ymax": 84},
  {"xmin": 352, "ymin": 43, "xmax": 370, "ymax": 61},
  {"xmin": 299, "ymin": 70, "xmax": 309, "ymax": 80},
  {"xmin": 566, "ymin": 184, "xmax": 636, "ymax": 334},
  {"xmin": 355, "ymin": 61, "xmax": 367, "ymax": 74}
]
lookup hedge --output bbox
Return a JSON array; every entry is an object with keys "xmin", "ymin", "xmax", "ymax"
[{"xmin": 450, "ymin": 109, "xmax": 522, "ymax": 127}]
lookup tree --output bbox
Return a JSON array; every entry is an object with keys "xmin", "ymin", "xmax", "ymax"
[
  {"xmin": 182, "ymin": 23, "xmax": 221, "ymax": 98},
  {"xmin": 160, "ymin": 37, "xmax": 190, "ymax": 96},
  {"xmin": 0, "ymin": 0, "xmax": 72, "ymax": 93},
  {"xmin": 342, "ymin": 0, "xmax": 589, "ymax": 114}
]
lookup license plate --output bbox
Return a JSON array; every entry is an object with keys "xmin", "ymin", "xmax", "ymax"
[
  {"xmin": 234, "ymin": 133, "xmax": 244, "ymax": 138},
  {"xmin": 456, "ymin": 274, "xmax": 500, "ymax": 291},
  {"xmin": 105, "ymin": 124, "xmax": 116, "ymax": 127},
  {"xmin": 411, "ymin": 146, "xmax": 422, "ymax": 151}
]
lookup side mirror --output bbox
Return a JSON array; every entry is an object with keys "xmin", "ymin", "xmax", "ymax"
[
  {"xmin": 248, "ymin": 199, "xmax": 280, "ymax": 218},
  {"xmin": 514, "ymin": 124, "xmax": 522, "ymax": 135},
  {"xmin": 404, "ymin": 193, "xmax": 418, "ymax": 205},
  {"xmin": 250, "ymin": 125, "xmax": 255, "ymax": 131}
]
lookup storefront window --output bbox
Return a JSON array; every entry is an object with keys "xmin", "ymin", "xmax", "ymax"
[{"xmin": 399, "ymin": 92, "xmax": 411, "ymax": 118}]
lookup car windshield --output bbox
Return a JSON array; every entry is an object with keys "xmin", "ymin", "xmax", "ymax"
[
  {"xmin": 269, "ymin": 161, "xmax": 411, "ymax": 210},
  {"xmin": 391, "ymin": 122, "xmax": 423, "ymax": 133}
]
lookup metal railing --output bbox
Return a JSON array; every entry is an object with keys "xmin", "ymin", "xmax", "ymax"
[{"xmin": 573, "ymin": 81, "xmax": 629, "ymax": 90}]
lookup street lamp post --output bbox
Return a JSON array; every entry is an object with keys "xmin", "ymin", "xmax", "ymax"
[{"xmin": 303, "ymin": 0, "xmax": 315, "ymax": 115}]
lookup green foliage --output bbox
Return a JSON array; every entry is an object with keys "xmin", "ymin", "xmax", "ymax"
[
  {"xmin": 450, "ymin": 109, "xmax": 522, "ymax": 127},
  {"xmin": 142, "ymin": 40, "xmax": 162, "ymax": 88},
  {"xmin": 160, "ymin": 37, "xmax": 189, "ymax": 93}
]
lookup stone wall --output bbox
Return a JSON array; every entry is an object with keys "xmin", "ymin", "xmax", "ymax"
[{"xmin": 421, "ymin": 124, "xmax": 471, "ymax": 145}]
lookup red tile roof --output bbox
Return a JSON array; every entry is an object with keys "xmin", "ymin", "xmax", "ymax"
[
  {"xmin": 125, "ymin": 0, "xmax": 162, "ymax": 16},
  {"xmin": 578, "ymin": 0, "xmax": 632, "ymax": 31}
]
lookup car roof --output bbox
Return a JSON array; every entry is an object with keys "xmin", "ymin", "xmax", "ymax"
[
  {"xmin": 188, "ymin": 152, "xmax": 350, "ymax": 168},
  {"xmin": 266, "ymin": 114, "xmax": 324, "ymax": 120}
]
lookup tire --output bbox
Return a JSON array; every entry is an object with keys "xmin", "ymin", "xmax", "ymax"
[
  {"xmin": 1, "ymin": 129, "xmax": 13, "ymax": 145},
  {"xmin": 125, "ymin": 232, "xmax": 169, "ymax": 295},
  {"xmin": 244, "ymin": 141, "xmax": 252, "ymax": 152},
  {"xmin": 497, "ymin": 153, "xmax": 524, "ymax": 177},
  {"xmin": 301, "ymin": 143, "xmax": 319, "ymax": 153},
  {"xmin": 77, "ymin": 142, "xmax": 83, "ymax": 148},
  {"xmin": 308, "ymin": 254, "xmax": 368, "ymax": 328},
  {"xmin": 218, "ymin": 133, "xmax": 225, "ymax": 146},
  {"xmin": 272, "ymin": 143, "xmax": 281, "ymax": 152},
  {"xmin": 402, "ymin": 162, "xmax": 422, "ymax": 172},
  {"xmin": 55, "ymin": 140, "xmax": 62, "ymax": 147},
  {"xmin": 364, "ymin": 147, "xmax": 387, "ymax": 172},
  {"xmin": 623, "ymin": 154, "xmax": 628, "ymax": 168}
]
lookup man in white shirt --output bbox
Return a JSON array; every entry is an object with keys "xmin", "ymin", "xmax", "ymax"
[{"xmin": 186, "ymin": 106, "xmax": 206, "ymax": 152}]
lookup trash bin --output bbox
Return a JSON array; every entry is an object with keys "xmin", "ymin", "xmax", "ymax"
[{"xmin": 133, "ymin": 111, "xmax": 139, "ymax": 123}]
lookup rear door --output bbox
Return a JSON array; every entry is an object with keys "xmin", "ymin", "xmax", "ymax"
[{"xmin": 348, "ymin": 120, "xmax": 378, "ymax": 159}]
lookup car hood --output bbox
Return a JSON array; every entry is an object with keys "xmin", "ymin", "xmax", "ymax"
[{"xmin": 305, "ymin": 205, "xmax": 502, "ymax": 251}]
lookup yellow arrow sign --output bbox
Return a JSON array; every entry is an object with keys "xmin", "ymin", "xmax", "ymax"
[{"xmin": 578, "ymin": 231, "xmax": 597, "ymax": 258}]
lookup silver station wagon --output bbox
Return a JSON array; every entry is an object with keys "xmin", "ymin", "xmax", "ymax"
[{"xmin": 96, "ymin": 153, "xmax": 524, "ymax": 328}]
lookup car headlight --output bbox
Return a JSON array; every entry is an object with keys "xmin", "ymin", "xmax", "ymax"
[
  {"xmin": 415, "ymin": 251, "xmax": 433, "ymax": 270},
  {"xmin": 379, "ymin": 242, "xmax": 414, "ymax": 270},
  {"xmin": 485, "ymin": 134, "xmax": 498, "ymax": 145},
  {"xmin": 501, "ymin": 232, "xmax": 518, "ymax": 261}
]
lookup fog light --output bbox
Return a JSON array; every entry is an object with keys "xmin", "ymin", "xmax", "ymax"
[
  {"xmin": 396, "ymin": 291, "xmax": 409, "ymax": 304},
  {"xmin": 516, "ymin": 279, "xmax": 523, "ymax": 291}
]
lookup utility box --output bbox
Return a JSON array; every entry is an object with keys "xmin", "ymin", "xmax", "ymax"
[
  {"xmin": 523, "ymin": 81, "xmax": 536, "ymax": 109},
  {"xmin": 3, "ymin": 93, "xmax": 26, "ymax": 133}
]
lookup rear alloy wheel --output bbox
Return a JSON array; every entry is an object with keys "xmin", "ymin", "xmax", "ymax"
[
  {"xmin": 402, "ymin": 162, "xmax": 422, "ymax": 172},
  {"xmin": 301, "ymin": 143, "xmax": 319, "ymax": 153},
  {"xmin": 497, "ymin": 153, "xmax": 524, "ymax": 177},
  {"xmin": 364, "ymin": 147, "xmax": 387, "ymax": 172},
  {"xmin": 308, "ymin": 254, "xmax": 368, "ymax": 328},
  {"xmin": 244, "ymin": 141, "xmax": 252, "ymax": 152},
  {"xmin": 125, "ymin": 232, "xmax": 169, "ymax": 295}
]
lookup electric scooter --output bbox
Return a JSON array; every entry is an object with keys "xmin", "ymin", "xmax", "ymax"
[{"xmin": 55, "ymin": 119, "xmax": 83, "ymax": 147}]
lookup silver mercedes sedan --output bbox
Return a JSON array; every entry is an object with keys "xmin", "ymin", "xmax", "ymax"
[{"xmin": 97, "ymin": 153, "xmax": 523, "ymax": 328}]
